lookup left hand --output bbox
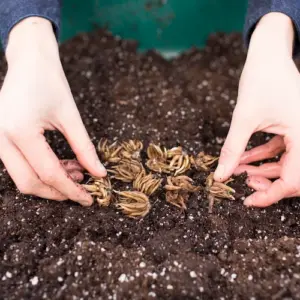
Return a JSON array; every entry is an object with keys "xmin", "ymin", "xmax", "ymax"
[{"xmin": 214, "ymin": 12, "xmax": 300, "ymax": 207}]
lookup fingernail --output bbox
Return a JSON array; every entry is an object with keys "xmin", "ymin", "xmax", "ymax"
[
  {"xmin": 70, "ymin": 172, "xmax": 84, "ymax": 183},
  {"xmin": 82, "ymin": 199, "xmax": 92, "ymax": 207},
  {"xmin": 214, "ymin": 164, "xmax": 225, "ymax": 180},
  {"xmin": 96, "ymin": 159, "xmax": 107, "ymax": 175},
  {"xmin": 244, "ymin": 196, "xmax": 253, "ymax": 207}
]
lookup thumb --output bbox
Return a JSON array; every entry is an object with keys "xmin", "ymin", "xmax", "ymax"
[
  {"xmin": 60, "ymin": 106, "xmax": 107, "ymax": 177},
  {"xmin": 214, "ymin": 110, "xmax": 254, "ymax": 182}
]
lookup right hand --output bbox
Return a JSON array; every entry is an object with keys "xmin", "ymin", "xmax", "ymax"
[{"xmin": 0, "ymin": 17, "xmax": 106, "ymax": 206}]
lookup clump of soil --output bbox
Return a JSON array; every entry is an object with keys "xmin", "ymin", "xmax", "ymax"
[{"xmin": 0, "ymin": 29, "xmax": 299, "ymax": 300}]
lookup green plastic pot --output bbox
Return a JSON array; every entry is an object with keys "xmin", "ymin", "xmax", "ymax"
[{"xmin": 61, "ymin": 0, "xmax": 247, "ymax": 57}]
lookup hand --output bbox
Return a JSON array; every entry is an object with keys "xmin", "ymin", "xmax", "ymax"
[
  {"xmin": 0, "ymin": 17, "xmax": 106, "ymax": 206},
  {"xmin": 61, "ymin": 159, "xmax": 85, "ymax": 183},
  {"xmin": 214, "ymin": 13, "xmax": 300, "ymax": 207}
]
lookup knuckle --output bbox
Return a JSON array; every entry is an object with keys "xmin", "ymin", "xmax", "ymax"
[
  {"xmin": 269, "ymin": 148, "xmax": 279, "ymax": 157},
  {"xmin": 74, "ymin": 140, "xmax": 96, "ymax": 156},
  {"xmin": 2, "ymin": 122, "xmax": 28, "ymax": 139},
  {"xmin": 40, "ymin": 160, "xmax": 63, "ymax": 185},
  {"xmin": 16, "ymin": 180, "xmax": 36, "ymax": 195},
  {"xmin": 40, "ymin": 171, "xmax": 57, "ymax": 186},
  {"xmin": 285, "ymin": 183, "xmax": 298, "ymax": 196},
  {"xmin": 280, "ymin": 179, "xmax": 299, "ymax": 196},
  {"xmin": 85, "ymin": 141, "xmax": 96, "ymax": 153},
  {"xmin": 220, "ymin": 146, "xmax": 238, "ymax": 158},
  {"xmin": 265, "ymin": 144, "xmax": 277, "ymax": 156}
]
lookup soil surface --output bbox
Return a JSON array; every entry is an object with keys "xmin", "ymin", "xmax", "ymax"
[{"xmin": 0, "ymin": 30, "xmax": 300, "ymax": 300}]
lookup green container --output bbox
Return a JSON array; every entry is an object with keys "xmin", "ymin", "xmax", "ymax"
[{"xmin": 61, "ymin": 0, "xmax": 247, "ymax": 57}]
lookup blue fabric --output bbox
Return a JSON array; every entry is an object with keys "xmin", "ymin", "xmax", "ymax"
[
  {"xmin": 244, "ymin": 0, "xmax": 300, "ymax": 56},
  {"xmin": 0, "ymin": 0, "xmax": 61, "ymax": 49},
  {"xmin": 0, "ymin": 0, "xmax": 300, "ymax": 54}
]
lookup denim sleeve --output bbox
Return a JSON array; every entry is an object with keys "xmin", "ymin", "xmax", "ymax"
[
  {"xmin": 244, "ymin": 0, "xmax": 300, "ymax": 56},
  {"xmin": 0, "ymin": 0, "xmax": 61, "ymax": 50}
]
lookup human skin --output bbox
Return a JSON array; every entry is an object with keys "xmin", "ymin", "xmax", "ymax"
[
  {"xmin": 0, "ymin": 17, "xmax": 107, "ymax": 206},
  {"xmin": 214, "ymin": 12, "xmax": 300, "ymax": 207},
  {"xmin": 2, "ymin": 13, "xmax": 299, "ymax": 208}
]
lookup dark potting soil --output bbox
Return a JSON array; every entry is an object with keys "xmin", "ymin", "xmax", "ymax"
[{"xmin": 0, "ymin": 30, "xmax": 300, "ymax": 300}]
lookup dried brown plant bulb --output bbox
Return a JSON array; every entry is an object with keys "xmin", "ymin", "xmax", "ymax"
[
  {"xmin": 164, "ymin": 176, "xmax": 200, "ymax": 210},
  {"xmin": 146, "ymin": 159, "xmax": 171, "ymax": 174},
  {"xmin": 167, "ymin": 146, "xmax": 191, "ymax": 175},
  {"xmin": 97, "ymin": 138, "xmax": 122, "ymax": 164},
  {"xmin": 146, "ymin": 144, "xmax": 191, "ymax": 175},
  {"xmin": 133, "ymin": 171, "xmax": 162, "ymax": 196},
  {"xmin": 82, "ymin": 177, "xmax": 112, "ymax": 207},
  {"xmin": 147, "ymin": 143, "xmax": 168, "ymax": 161},
  {"xmin": 166, "ymin": 190, "xmax": 189, "ymax": 210},
  {"xmin": 167, "ymin": 146, "xmax": 183, "ymax": 158},
  {"xmin": 108, "ymin": 159, "xmax": 144, "ymax": 182},
  {"xmin": 191, "ymin": 152, "xmax": 218, "ymax": 171},
  {"xmin": 115, "ymin": 191, "xmax": 151, "ymax": 218},
  {"xmin": 120, "ymin": 140, "xmax": 143, "ymax": 160},
  {"xmin": 146, "ymin": 144, "xmax": 170, "ymax": 173},
  {"xmin": 167, "ymin": 176, "xmax": 200, "ymax": 192},
  {"xmin": 173, "ymin": 155, "xmax": 191, "ymax": 175},
  {"xmin": 205, "ymin": 173, "xmax": 235, "ymax": 213},
  {"xmin": 165, "ymin": 176, "xmax": 200, "ymax": 193}
]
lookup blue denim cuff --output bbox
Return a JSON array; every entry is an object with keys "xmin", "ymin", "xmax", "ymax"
[
  {"xmin": 244, "ymin": 0, "xmax": 300, "ymax": 56},
  {"xmin": 0, "ymin": 0, "xmax": 61, "ymax": 50}
]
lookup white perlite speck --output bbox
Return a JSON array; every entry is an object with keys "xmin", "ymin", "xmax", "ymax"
[
  {"xmin": 139, "ymin": 262, "xmax": 146, "ymax": 268},
  {"xmin": 30, "ymin": 276, "xmax": 39, "ymax": 286},
  {"xmin": 148, "ymin": 291, "xmax": 156, "ymax": 297},
  {"xmin": 190, "ymin": 271, "xmax": 197, "ymax": 278},
  {"xmin": 77, "ymin": 255, "xmax": 82, "ymax": 261},
  {"xmin": 167, "ymin": 285, "xmax": 173, "ymax": 290},
  {"xmin": 5, "ymin": 272, "xmax": 12, "ymax": 279},
  {"xmin": 118, "ymin": 274, "xmax": 127, "ymax": 283}
]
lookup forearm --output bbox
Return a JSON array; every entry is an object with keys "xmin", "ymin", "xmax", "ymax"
[
  {"xmin": 244, "ymin": 0, "xmax": 300, "ymax": 56},
  {"xmin": 0, "ymin": 0, "xmax": 61, "ymax": 50}
]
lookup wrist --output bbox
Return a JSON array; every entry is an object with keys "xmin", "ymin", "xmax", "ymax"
[
  {"xmin": 248, "ymin": 12, "xmax": 294, "ymax": 59},
  {"xmin": 6, "ymin": 17, "xmax": 60, "ymax": 65}
]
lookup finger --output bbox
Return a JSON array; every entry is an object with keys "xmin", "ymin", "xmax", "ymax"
[
  {"xmin": 246, "ymin": 176, "xmax": 272, "ymax": 191},
  {"xmin": 15, "ymin": 133, "xmax": 93, "ymax": 206},
  {"xmin": 69, "ymin": 170, "xmax": 84, "ymax": 183},
  {"xmin": 234, "ymin": 162, "xmax": 281, "ymax": 178},
  {"xmin": 244, "ymin": 138, "xmax": 300, "ymax": 207},
  {"xmin": 214, "ymin": 109, "xmax": 254, "ymax": 182},
  {"xmin": 243, "ymin": 179, "xmax": 287, "ymax": 207},
  {"xmin": 0, "ymin": 136, "xmax": 67, "ymax": 201},
  {"xmin": 59, "ymin": 106, "xmax": 106, "ymax": 177},
  {"xmin": 61, "ymin": 159, "xmax": 84, "ymax": 173},
  {"xmin": 279, "ymin": 152, "xmax": 287, "ymax": 165},
  {"xmin": 240, "ymin": 136, "xmax": 284, "ymax": 164}
]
